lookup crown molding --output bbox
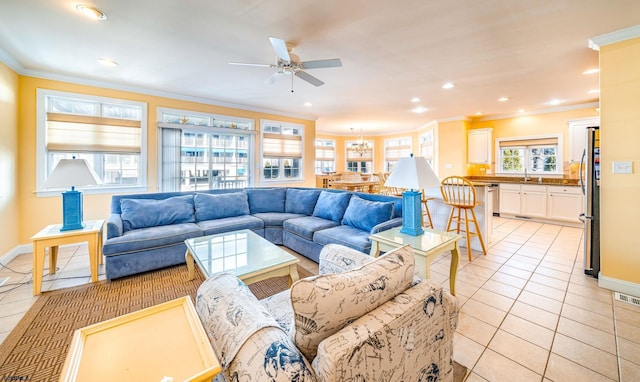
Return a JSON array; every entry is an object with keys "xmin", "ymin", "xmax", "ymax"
[
  {"xmin": 473, "ymin": 102, "xmax": 600, "ymax": 122},
  {"xmin": 0, "ymin": 47, "xmax": 24, "ymax": 73},
  {"xmin": 437, "ymin": 115, "xmax": 471, "ymax": 123},
  {"xmin": 589, "ymin": 24, "xmax": 640, "ymax": 50}
]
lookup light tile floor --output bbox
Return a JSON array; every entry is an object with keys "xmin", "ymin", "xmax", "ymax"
[{"xmin": 1, "ymin": 218, "xmax": 639, "ymax": 381}]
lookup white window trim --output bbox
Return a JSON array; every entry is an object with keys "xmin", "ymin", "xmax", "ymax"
[
  {"xmin": 259, "ymin": 119, "xmax": 305, "ymax": 184},
  {"xmin": 495, "ymin": 133, "xmax": 564, "ymax": 176},
  {"xmin": 36, "ymin": 89, "xmax": 148, "ymax": 196},
  {"xmin": 158, "ymin": 107, "xmax": 254, "ymax": 129}
]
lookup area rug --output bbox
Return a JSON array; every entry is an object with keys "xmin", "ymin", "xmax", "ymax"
[{"xmin": 0, "ymin": 264, "xmax": 311, "ymax": 382}]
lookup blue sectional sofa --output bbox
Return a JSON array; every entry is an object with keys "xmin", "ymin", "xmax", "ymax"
[{"xmin": 103, "ymin": 187, "xmax": 402, "ymax": 280}]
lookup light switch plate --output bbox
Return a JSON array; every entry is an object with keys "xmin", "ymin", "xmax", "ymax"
[{"xmin": 612, "ymin": 161, "xmax": 633, "ymax": 174}]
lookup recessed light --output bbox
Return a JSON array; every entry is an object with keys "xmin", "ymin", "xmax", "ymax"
[
  {"xmin": 583, "ymin": 68, "xmax": 600, "ymax": 75},
  {"xmin": 97, "ymin": 58, "xmax": 118, "ymax": 67},
  {"xmin": 442, "ymin": 82, "xmax": 455, "ymax": 89},
  {"xmin": 498, "ymin": 97, "xmax": 510, "ymax": 102},
  {"xmin": 588, "ymin": 89, "xmax": 600, "ymax": 94},
  {"xmin": 412, "ymin": 106, "xmax": 428, "ymax": 114},
  {"xmin": 304, "ymin": 102, "xmax": 312, "ymax": 107},
  {"xmin": 410, "ymin": 97, "xmax": 420, "ymax": 103},
  {"xmin": 547, "ymin": 99, "xmax": 564, "ymax": 105},
  {"xmin": 518, "ymin": 109, "xmax": 525, "ymax": 113},
  {"xmin": 76, "ymin": 4, "xmax": 107, "ymax": 20},
  {"xmin": 475, "ymin": 112, "xmax": 483, "ymax": 115}
]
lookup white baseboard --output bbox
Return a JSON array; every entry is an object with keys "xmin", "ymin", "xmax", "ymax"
[
  {"xmin": 0, "ymin": 244, "xmax": 33, "ymax": 269},
  {"xmin": 598, "ymin": 273, "xmax": 640, "ymax": 298}
]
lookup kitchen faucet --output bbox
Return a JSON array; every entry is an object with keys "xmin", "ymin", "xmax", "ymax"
[{"xmin": 524, "ymin": 168, "xmax": 530, "ymax": 182}]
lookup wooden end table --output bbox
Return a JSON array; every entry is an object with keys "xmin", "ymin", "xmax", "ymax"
[
  {"xmin": 30, "ymin": 219, "xmax": 104, "ymax": 296},
  {"xmin": 369, "ymin": 227, "xmax": 461, "ymax": 295}
]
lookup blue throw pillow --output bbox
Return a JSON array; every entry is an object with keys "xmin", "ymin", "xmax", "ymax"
[
  {"xmin": 341, "ymin": 195, "xmax": 395, "ymax": 232},
  {"xmin": 247, "ymin": 188, "xmax": 286, "ymax": 213},
  {"xmin": 194, "ymin": 192, "xmax": 250, "ymax": 221},
  {"xmin": 285, "ymin": 189, "xmax": 322, "ymax": 215},
  {"xmin": 121, "ymin": 195, "xmax": 195, "ymax": 231},
  {"xmin": 312, "ymin": 191, "xmax": 352, "ymax": 222}
]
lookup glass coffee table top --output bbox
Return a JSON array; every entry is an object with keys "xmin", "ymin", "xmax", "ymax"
[{"xmin": 184, "ymin": 229, "xmax": 299, "ymax": 281}]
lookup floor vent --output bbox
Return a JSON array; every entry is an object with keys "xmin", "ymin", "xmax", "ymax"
[
  {"xmin": 0, "ymin": 277, "xmax": 8, "ymax": 288},
  {"xmin": 615, "ymin": 292, "xmax": 640, "ymax": 307}
]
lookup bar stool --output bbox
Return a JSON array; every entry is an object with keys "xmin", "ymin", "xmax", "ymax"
[
  {"xmin": 421, "ymin": 191, "xmax": 434, "ymax": 229},
  {"xmin": 440, "ymin": 176, "xmax": 487, "ymax": 261}
]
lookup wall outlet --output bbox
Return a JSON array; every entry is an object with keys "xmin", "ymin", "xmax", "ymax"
[
  {"xmin": 445, "ymin": 163, "xmax": 453, "ymax": 169},
  {"xmin": 612, "ymin": 161, "xmax": 633, "ymax": 174}
]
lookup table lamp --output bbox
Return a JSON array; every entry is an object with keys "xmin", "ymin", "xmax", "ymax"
[
  {"xmin": 385, "ymin": 154, "xmax": 440, "ymax": 235},
  {"xmin": 43, "ymin": 158, "xmax": 101, "ymax": 231}
]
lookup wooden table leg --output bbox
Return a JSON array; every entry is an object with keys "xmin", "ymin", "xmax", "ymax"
[
  {"xmin": 49, "ymin": 245, "xmax": 58, "ymax": 275},
  {"xmin": 288, "ymin": 264, "xmax": 300, "ymax": 287},
  {"xmin": 369, "ymin": 241, "xmax": 381, "ymax": 258},
  {"xmin": 33, "ymin": 241, "xmax": 44, "ymax": 296},
  {"xmin": 185, "ymin": 250, "xmax": 195, "ymax": 280},
  {"xmin": 88, "ymin": 235, "xmax": 99, "ymax": 282},
  {"xmin": 449, "ymin": 242, "xmax": 460, "ymax": 296},
  {"xmin": 98, "ymin": 230, "xmax": 104, "ymax": 265}
]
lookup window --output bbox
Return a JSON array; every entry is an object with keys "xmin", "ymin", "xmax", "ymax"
[
  {"xmin": 261, "ymin": 120, "xmax": 303, "ymax": 181},
  {"xmin": 345, "ymin": 139, "xmax": 374, "ymax": 173},
  {"xmin": 497, "ymin": 135, "xmax": 562, "ymax": 175},
  {"xmin": 315, "ymin": 139, "xmax": 336, "ymax": 174},
  {"xmin": 419, "ymin": 130, "xmax": 435, "ymax": 168},
  {"xmin": 158, "ymin": 108, "xmax": 255, "ymax": 192},
  {"xmin": 36, "ymin": 89, "xmax": 147, "ymax": 194},
  {"xmin": 384, "ymin": 137, "xmax": 412, "ymax": 172}
]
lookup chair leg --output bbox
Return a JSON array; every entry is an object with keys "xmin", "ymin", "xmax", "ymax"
[
  {"xmin": 423, "ymin": 201, "xmax": 433, "ymax": 229},
  {"xmin": 463, "ymin": 208, "xmax": 473, "ymax": 261},
  {"xmin": 470, "ymin": 208, "xmax": 487, "ymax": 256},
  {"xmin": 446, "ymin": 207, "xmax": 456, "ymax": 232}
]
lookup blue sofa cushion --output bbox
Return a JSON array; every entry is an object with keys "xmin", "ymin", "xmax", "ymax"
[
  {"xmin": 197, "ymin": 215, "xmax": 264, "ymax": 236},
  {"xmin": 194, "ymin": 192, "xmax": 250, "ymax": 221},
  {"xmin": 103, "ymin": 222, "xmax": 203, "ymax": 256},
  {"xmin": 341, "ymin": 195, "xmax": 395, "ymax": 232},
  {"xmin": 121, "ymin": 195, "xmax": 195, "ymax": 231},
  {"xmin": 247, "ymin": 188, "xmax": 286, "ymax": 213},
  {"xmin": 313, "ymin": 225, "xmax": 373, "ymax": 253},
  {"xmin": 285, "ymin": 189, "xmax": 322, "ymax": 215},
  {"xmin": 253, "ymin": 212, "xmax": 306, "ymax": 227},
  {"xmin": 283, "ymin": 216, "xmax": 340, "ymax": 241},
  {"xmin": 312, "ymin": 191, "xmax": 352, "ymax": 222}
]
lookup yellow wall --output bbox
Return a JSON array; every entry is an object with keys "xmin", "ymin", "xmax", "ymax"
[
  {"xmin": 0, "ymin": 62, "xmax": 20, "ymax": 256},
  {"xmin": 16, "ymin": 76, "xmax": 316, "ymax": 245},
  {"xmin": 599, "ymin": 36, "xmax": 640, "ymax": 285},
  {"xmin": 437, "ymin": 120, "xmax": 468, "ymax": 178}
]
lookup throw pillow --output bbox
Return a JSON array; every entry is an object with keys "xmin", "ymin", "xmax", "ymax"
[
  {"xmin": 120, "ymin": 195, "xmax": 195, "ymax": 231},
  {"xmin": 312, "ymin": 191, "xmax": 352, "ymax": 222},
  {"xmin": 341, "ymin": 195, "xmax": 394, "ymax": 232},
  {"xmin": 194, "ymin": 192, "xmax": 250, "ymax": 221},
  {"xmin": 290, "ymin": 244, "xmax": 415, "ymax": 360},
  {"xmin": 247, "ymin": 188, "xmax": 286, "ymax": 213},
  {"xmin": 285, "ymin": 188, "xmax": 322, "ymax": 215}
]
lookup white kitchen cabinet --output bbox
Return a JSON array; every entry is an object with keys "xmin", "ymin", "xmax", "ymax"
[
  {"xmin": 468, "ymin": 128, "xmax": 493, "ymax": 164},
  {"xmin": 547, "ymin": 186, "xmax": 583, "ymax": 223},
  {"xmin": 499, "ymin": 184, "xmax": 521, "ymax": 215},
  {"xmin": 568, "ymin": 117, "xmax": 599, "ymax": 163},
  {"xmin": 520, "ymin": 185, "xmax": 547, "ymax": 218}
]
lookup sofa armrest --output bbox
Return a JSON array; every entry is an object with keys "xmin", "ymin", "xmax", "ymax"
[
  {"xmin": 312, "ymin": 280, "xmax": 457, "ymax": 382},
  {"xmin": 318, "ymin": 243, "xmax": 374, "ymax": 275},
  {"xmin": 106, "ymin": 213, "xmax": 123, "ymax": 239},
  {"xmin": 370, "ymin": 217, "xmax": 402, "ymax": 234}
]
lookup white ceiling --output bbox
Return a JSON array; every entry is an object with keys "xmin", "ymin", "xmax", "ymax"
[{"xmin": 0, "ymin": 1, "xmax": 637, "ymax": 134}]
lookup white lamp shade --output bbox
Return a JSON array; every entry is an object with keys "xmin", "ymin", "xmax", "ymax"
[
  {"xmin": 43, "ymin": 158, "xmax": 101, "ymax": 189},
  {"xmin": 385, "ymin": 155, "xmax": 440, "ymax": 190}
]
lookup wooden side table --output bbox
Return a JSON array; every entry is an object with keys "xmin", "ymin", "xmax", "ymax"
[
  {"xmin": 60, "ymin": 296, "xmax": 221, "ymax": 382},
  {"xmin": 30, "ymin": 219, "xmax": 104, "ymax": 295},
  {"xmin": 369, "ymin": 227, "xmax": 461, "ymax": 295}
]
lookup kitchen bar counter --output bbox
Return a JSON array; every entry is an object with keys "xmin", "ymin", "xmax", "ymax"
[{"xmin": 467, "ymin": 176, "xmax": 580, "ymax": 186}]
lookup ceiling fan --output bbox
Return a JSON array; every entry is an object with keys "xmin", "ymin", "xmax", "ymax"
[{"xmin": 229, "ymin": 37, "xmax": 342, "ymax": 91}]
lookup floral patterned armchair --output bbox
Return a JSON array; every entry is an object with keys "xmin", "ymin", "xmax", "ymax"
[{"xmin": 195, "ymin": 243, "xmax": 458, "ymax": 382}]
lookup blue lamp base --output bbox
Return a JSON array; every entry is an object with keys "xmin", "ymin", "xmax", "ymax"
[
  {"xmin": 60, "ymin": 189, "xmax": 84, "ymax": 231},
  {"xmin": 400, "ymin": 190, "xmax": 424, "ymax": 236}
]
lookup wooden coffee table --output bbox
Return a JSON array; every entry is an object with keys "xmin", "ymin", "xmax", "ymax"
[{"xmin": 185, "ymin": 229, "xmax": 300, "ymax": 286}]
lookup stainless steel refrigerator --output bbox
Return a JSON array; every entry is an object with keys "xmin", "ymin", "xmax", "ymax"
[{"xmin": 579, "ymin": 126, "xmax": 600, "ymax": 278}]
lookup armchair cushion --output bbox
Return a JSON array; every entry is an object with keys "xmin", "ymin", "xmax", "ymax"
[
  {"xmin": 290, "ymin": 244, "xmax": 415, "ymax": 360},
  {"xmin": 120, "ymin": 195, "xmax": 195, "ymax": 231},
  {"xmin": 312, "ymin": 191, "xmax": 351, "ymax": 222},
  {"xmin": 247, "ymin": 188, "xmax": 286, "ymax": 213},
  {"xmin": 194, "ymin": 192, "xmax": 249, "ymax": 221},
  {"xmin": 285, "ymin": 188, "xmax": 322, "ymax": 215},
  {"xmin": 341, "ymin": 195, "xmax": 394, "ymax": 232}
]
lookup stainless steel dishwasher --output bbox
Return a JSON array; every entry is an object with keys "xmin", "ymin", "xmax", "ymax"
[{"xmin": 489, "ymin": 183, "xmax": 500, "ymax": 215}]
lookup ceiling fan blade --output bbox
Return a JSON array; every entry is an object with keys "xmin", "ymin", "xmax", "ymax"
[
  {"xmin": 229, "ymin": 62, "xmax": 275, "ymax": 68},
  {"xmin": 300, "ymin": 58, "xmax": 342, "ymax": 69},
  {"xmin": 269, "ymin": 37, "xmax": 291, "ymax": 62},
  {"xmin": 295, "ymin": 70, "xmax": 324, "ymax": 87}
]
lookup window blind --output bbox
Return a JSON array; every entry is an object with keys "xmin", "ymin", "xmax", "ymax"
[
  {"xmin": 263, "ymin": 133, "xmax": 302, "ymax": 158},
  {"xmin": 385, "ymin": 144, "xmax": 412, "ymax": 161},
  {"xmin": 315, "ymin": 145, "xmax": 335, "ymax": 161},
  {"xmin": 499, "ymin": 137, "xmax": 558, "ymax": 148},
  {"xmin": 46, "ymin": 112, "xmax": 141, "ymax": 153}
]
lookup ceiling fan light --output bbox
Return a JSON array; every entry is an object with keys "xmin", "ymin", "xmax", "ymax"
[{"xmin": 76, "ymin": 4, "xmax": 107, "ymax": 20}]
